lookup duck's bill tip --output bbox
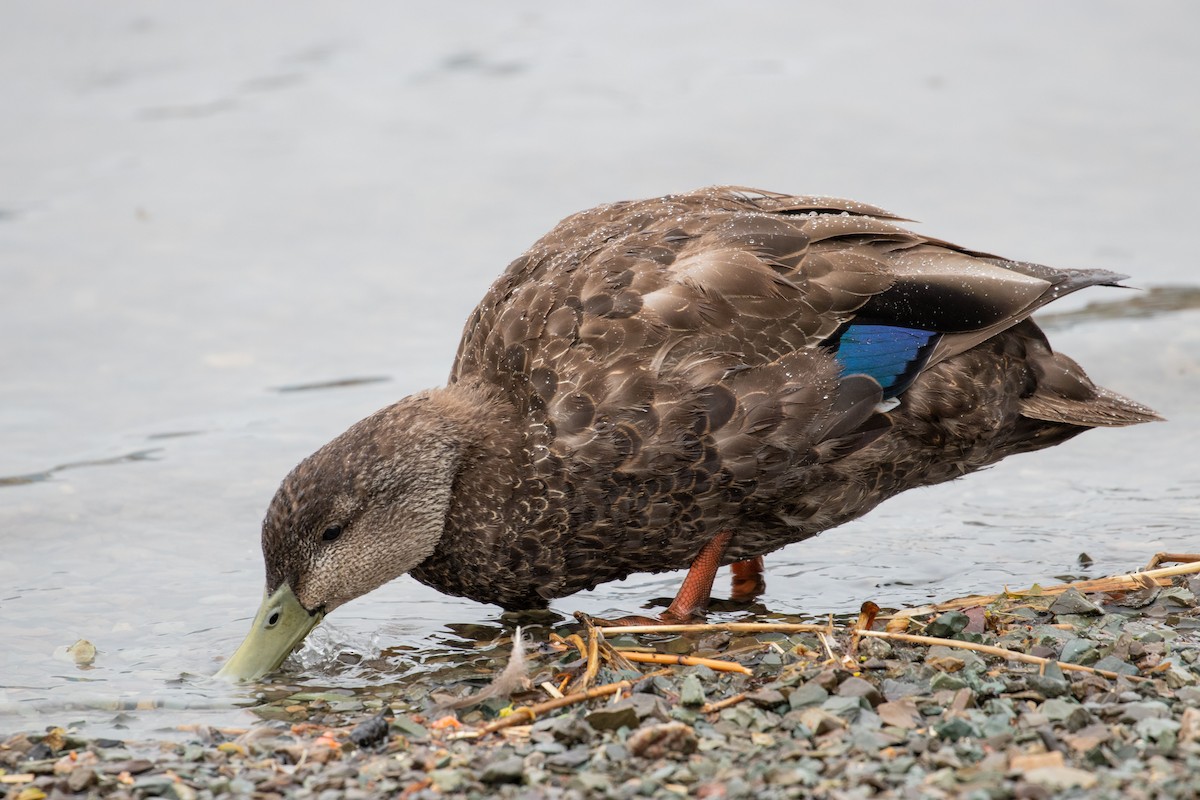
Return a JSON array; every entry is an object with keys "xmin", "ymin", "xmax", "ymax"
[{"xmin": 214, "ymin": 584, "xmax": 323, "ymax": 682}]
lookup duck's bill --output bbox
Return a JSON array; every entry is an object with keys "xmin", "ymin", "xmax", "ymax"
[{"xmin": 214, "ymin": 584, "xmax": 323, "ymax": 682}]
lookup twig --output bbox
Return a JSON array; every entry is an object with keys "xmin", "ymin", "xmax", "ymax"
[
  {"xmin": 580, "ymin": 623, "xmax": 600, "ymax": 691},
  {"xmin": 595, "ymin": 622, "xmax": 832, "ymax": 636},
  {"xmin": 613, "ymin": 651, "xmax": 753, "ymax": 675},
  {"xmin": 474, "ymin": 669, "xmax": 674, "ymax": 736},
  {"xmin": 883, "ymin": 561, "xmax": 1200, "ymax": 620},
  {"xmin": 700, "ymin": 693, "xmax": 749, "ymax": 714},
  {"xmin": 860, "ymin": 630, "xmax": 1147, "ymax": 682},
  {"xmin": 1145, "ymin": 552, "xmax": 1200, "ymax": 570}
]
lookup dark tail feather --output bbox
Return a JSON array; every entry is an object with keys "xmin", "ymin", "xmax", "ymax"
[{"xmin": 1020, "ymin": 350, "xmax": 1163, "ymax": 427}]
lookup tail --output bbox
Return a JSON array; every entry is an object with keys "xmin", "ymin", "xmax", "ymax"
[{"xmin": 1019, "ymin": 348, "xmax": 1162, "ymax": 427}]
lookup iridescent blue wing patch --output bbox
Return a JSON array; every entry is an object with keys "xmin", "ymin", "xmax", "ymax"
[{"xmin": 831, "ymin": 324, "xmax": 941, "ymax": 399}]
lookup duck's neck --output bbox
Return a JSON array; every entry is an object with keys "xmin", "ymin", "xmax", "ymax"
[{"xmin": 408, "ymin": 379, "xmax": 534, "ymax": 606}]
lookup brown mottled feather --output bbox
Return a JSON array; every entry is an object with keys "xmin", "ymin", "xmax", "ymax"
[{"xmin": 264, "ymin": 187, "xmax": 1160, "ymax": 614}]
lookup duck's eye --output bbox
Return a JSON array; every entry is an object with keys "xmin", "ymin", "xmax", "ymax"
[{"xmin": 321, "ymin": 525, "xmax": 344, "ymax": 542}]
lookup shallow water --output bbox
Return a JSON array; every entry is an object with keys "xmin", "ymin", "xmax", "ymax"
[{"xmin": 2, "ymin": 2, "xmax": 1198, "ymax": 740}]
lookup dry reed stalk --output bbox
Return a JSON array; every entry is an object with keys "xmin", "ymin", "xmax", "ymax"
[
  {"xmin": 474, "ymin": 669, "xmax": 675, "ymax": 736},
  {"xmin": 700, "ymin": 693, "xmax": 749, "ymax": 714},
  {"xmin": 882, "ymin": 561, "xmax": 1200, "ymax": 621},
  {"xmin": 612, "ymin": 651, "xmax": 753, "ymax": 675},
  {"xmin": 596, "ymin": 622, "xmax": 832, "ymax": 636},
  {"xmin": 860, "ymin": 630, "xmax": 1147, "ymax": 682}
]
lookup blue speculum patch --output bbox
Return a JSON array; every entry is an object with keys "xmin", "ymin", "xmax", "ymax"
[{"xmin": 832, "ymin": 324, "xmax": 940, "ymax": 399}]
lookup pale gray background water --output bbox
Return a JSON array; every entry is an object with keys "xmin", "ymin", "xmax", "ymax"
[{"xmin": 2, "ymin": 2, "xmax": 1197, "ymax": 738}]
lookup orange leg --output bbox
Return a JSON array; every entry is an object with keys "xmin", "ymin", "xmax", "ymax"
[
  {"xmin": 730, "ymin": 556, "xmax": 766, "ymax": 602},
  {"xmin": 660, "ymin": 531, "xmax": 733, "ymax": 622}
]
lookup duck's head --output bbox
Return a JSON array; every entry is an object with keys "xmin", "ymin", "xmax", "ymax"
[{"xmin": 215, "ymin": 392, "xmax": 462, "ymax": 681}]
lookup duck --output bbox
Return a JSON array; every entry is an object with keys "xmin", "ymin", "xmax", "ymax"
[{"xmin": 216, "ymin": 186, "xmax": 1160, "ymax": 680}]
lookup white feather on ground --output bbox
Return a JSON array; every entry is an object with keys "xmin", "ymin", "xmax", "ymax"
[{"xmin": 437, "ymin": 626, "xmax": 533, "ymax": 711}]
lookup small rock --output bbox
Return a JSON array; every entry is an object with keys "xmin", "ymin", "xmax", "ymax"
[
  {"xmin": 481, "ymin": 756, "xmax": 525, "ymax": 784},
  {"xmin": 797, "ymin": 708, "xmax": 844, "ymax": 735},
  {"xmin": 349, "ymin": 713, "xmax": 390, "ymax": 748},
  {"xmin": 1119, "ymin": 700, "xmax": 1171, "ymax": 723},
  {"xmin": 1093, "ymin": 655, "xmax": 1137, "ymax": 676},
  {"xmin": 881, "ymin": 678, "xmax": 926, "ymax": 702},
  {"xmin": 133, "ymin": 776, "xmax": 176, "ymax": 794},
  {"xmin": 925, "ymin": 611, "xmax": 970, "ymax": 638},
  {"xmin": 1059, "ymin": 639, "xmax": 1098, "ymax": 665},
  {"xmin": 430, "ymin": 768, "xmax": 468, "ymax": 792},
  {"xmin": 390, "ymin": 714, "xmax": 429, "ymax": 740},
  {"xmin": 930, "ymin": 672, "xmax": 967, "ymax": 691},
  {"xmin": 680, "ymin": 674, "xmax": 707, "ymax": 706},
  {"xmin": 586, "ymin": 705, "xmax": 640, "ymax": 732},
  {"xmin": 1049, "ymin": 588, "xmax": 1105, "ymax": 616},
  {"xmin": 67, "ymin": 639, "xmax": 97, "ymax": 667},
  {"xmin": 926, "ymin": 654, "xmax": 966, "ymax": 672},
  {"xmin": 822, "ymin": 695, "xmax": 865, "ymax": 720},
  {"xmin": 934, "ymin": 717, "xmax": 978, "ymax": 741},
  {"xmin": 1027, "ymin": 674, "xmax": 1069, "ymax": 698},
  {"xmin": 67, "ymin": 767, "xmax": 97, "ymax": 792},
  {"xmin": 859, "ymin": 637, "xmax": 893, "ymax": 660},
  {"xmin": 627, "ymin": 722, "xmax": 698, "ymax": 759},
  {"xmin": 875, "ymin": 699, "xmax": 921, "ymax": 730},
  {"xmin": 837, "ymin": 676, "xmax": 882, "ymax": 706},
  {"xmin": 788, "ymin": 683, "xmax": 829, "ymax": 709},
  {"xmin": 168, "ymin": 781, "xmax": 198, "ymax": 800},
  {"xmin": 1136, "ymin": 717, "xmax": 1181, "ymax": 741},
  {"xmin": 1023, "ymin": 765, "xmax": 1098, "ymax": 791},
  {"xmin": 1181, "ymin": 707, "xmax": 1200, "ymax": 743},
  {"xmin": 570, "ymin": 771, "xmax": 611, "ymax": 793},
  {"xmin": 746, "ymin": 687, "xmax": 786, "ymax": 709},
  {"xmin": 541, "ymin": 715, "xmax": 594, "ymax": 744},
  {"xmin": 545, "ymin": 747, "xmax": 591, "ymax": 771}
]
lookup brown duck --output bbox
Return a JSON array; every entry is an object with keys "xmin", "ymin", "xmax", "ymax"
[{"xmin": 217, "ymin": 187, "xmax": 1160, "ymax": 680}]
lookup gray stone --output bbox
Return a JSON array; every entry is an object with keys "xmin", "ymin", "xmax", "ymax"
[
  {"xmin": 1041, "ymin": 698, "xmax": 1092, "ymax": 730},
  {"xmin": 1136, "ymin": 717, "xmax": 1181, "ymax": 741},
  {"xmin": 1120, "ymin": 700, "xmax": 1171, "ymax": 722},
  {"xmin": 570, "ymin": 771, "xmax": 611, "ymax": 793},
  {"xmin": 822, "ymin": 695, "xmax": 866, "ymax": 719},
  {"xmin": 788, "ymin": 683, "xmax": 829, "ymax": 709},
  {"xmin": 926, "ymin": 612, "xmax": 970, "ymax": 638},
  {"xmin": 680, "ymin": 673, "xmax": 707, "ymax": 706},
  {"xmin": 1093, "ymin": 655, "xmax": 1138, "ymax": 676},
  {"xmin": 837, "ymin": 676, "xmax": 882, "ymax": 706},
  {"xmin": 1027, "ymin": 675, "xmax": 1070, "ymax": 698},
  {"xmin": 1049, "ymin": 588, "xmax": 1105, "ymax": 616},
  {"xmin": 1060, "ymin": 639, "xmax": 1099, "ymax": 665},
  {"xmin": 545, "ymin": 747, "xmax": 592, "ymax": 772},
  {"xmin": 859, "ymin": 637, "xmax": 893, "ymax": 660},
  {"xmin": 481, "ymin": 756, "xmax": 525, "ymax": 784},
  {"xmin": 930, "ymin": 671, "xmax": 967, "ymax": 691},
  {"xmin": 586, "ymin": 704, "xmax": 640, "ymax": 732},
  {"xmin": 430, "ymin": 768, "xmax": 468, "ymax": 792},
  {"xmin": 934, "ymin": 717, "xmax": 979, "ymax": 741},
  {"xmin": 882, "ymin": 678, "xmax": 927, "ymax": 702},
  {"xmin": 67, "ymin": 767, "xmax": 97, "ymax": 792},
  {"xmin": 746, "ymin": 687, "xmax": 787, "ymax": 709}
]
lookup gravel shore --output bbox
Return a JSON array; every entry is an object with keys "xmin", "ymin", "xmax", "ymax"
[{"xmin": 4, "ymin": 561, "xmax": 1200, "ymax": 799}]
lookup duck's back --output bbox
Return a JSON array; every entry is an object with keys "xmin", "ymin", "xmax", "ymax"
[{"xmin": 441, "ymin": 187, "xmax": 1158, "ymax": 606}]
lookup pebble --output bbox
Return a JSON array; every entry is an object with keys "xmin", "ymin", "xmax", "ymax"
[
  {"xmin": 481, "ymin": 756, "xmax": 525, "ymax": 784},
  {"xmin": 788, "ymin": 683, "xmax": 829, "ymax": 709},
  {"xmin": 6, "ymin": 571, "xmax": 1200, "ymax": 800},
  {"xmin": 586, "ymin": 704, "xmax": 640, "ymax": 731},
  {"xmin": 676, "ymin": 673, "xmax": 705, "ymax": 706},
  {"xmin": 1049, "ymin": 588, "xmax": 1105, "ymax": 616}
]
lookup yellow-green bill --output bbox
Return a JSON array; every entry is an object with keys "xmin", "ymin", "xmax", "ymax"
[{"xmin": 214, "ymin": 583, "xmax": 323, "ymax": 681}]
